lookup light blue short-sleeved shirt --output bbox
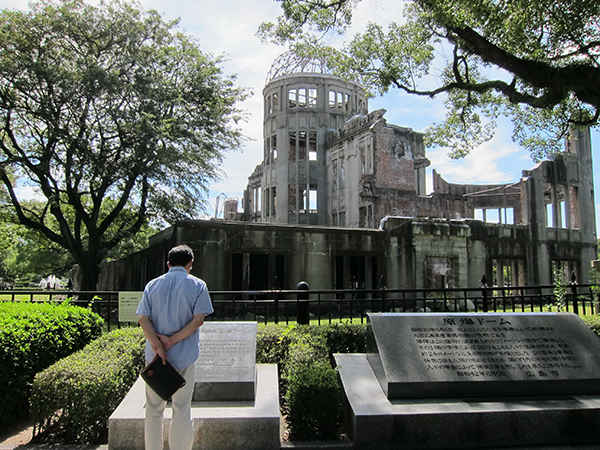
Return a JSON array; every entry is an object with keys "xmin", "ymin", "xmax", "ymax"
[{"xmin": 136, "ymin": 266, "xmax": 214, "ymax": 370}]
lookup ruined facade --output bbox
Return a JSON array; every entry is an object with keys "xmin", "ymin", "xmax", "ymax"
[{"xmin": 99, "ymin": 55, "xmax": 597, "ymax": 292}]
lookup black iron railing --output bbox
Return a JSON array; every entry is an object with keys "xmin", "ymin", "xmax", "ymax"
[{"xmin": 2, "ymin": 282, "xmax": 598, "ymax": 328}]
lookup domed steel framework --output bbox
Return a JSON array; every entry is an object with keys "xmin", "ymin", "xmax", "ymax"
[{"xmin": 265, "ymin": 51, "xmax": 333, "ymax": 84}]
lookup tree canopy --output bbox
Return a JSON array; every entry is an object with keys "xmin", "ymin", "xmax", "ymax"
[
  {"xmin": 0, "ymin": 0, "xmax": 249, "ymax": 290},
  {"xmin": 259, "ymin": 0, "xmax": 600, "ymax": 159}
]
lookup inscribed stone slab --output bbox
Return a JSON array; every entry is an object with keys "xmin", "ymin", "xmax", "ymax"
[
  {"xmin": 367, "ymin": 312, "xmax": 600, "ymax": 399},
  {"xmin": 193, "ymin": 321, "xmax": 257, "ymax": 401}
]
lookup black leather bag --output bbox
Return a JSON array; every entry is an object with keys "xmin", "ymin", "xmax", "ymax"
[{"xmin": 140, "ymin": 355, "xmax": 187, "ymax": 401}]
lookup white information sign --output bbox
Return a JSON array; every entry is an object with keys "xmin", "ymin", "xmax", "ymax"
[{"xmin": 119, "ymin": 291, "xmax": 143, "ymax": 323}]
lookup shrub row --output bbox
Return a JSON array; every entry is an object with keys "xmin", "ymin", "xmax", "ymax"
[
  {"xmin": 30, "ymin": 326, "xmax": 146, "ymax": 444},
  {"xmin": 257, "ymin": 322, "xmax": 368, "ymax": 441},
  {"xmin": 0, "ymin": 302, "xmax": 103, "ymax": 428}
]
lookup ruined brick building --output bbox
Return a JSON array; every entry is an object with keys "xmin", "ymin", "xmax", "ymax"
[{"xmin": 99, "ymin": 54, "xmax": 597, "ymax": 292}]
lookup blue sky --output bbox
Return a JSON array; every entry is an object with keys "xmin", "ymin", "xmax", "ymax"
[{"xmin": 2, "ymin": 0, "xmax": 599, "ymax": 235}]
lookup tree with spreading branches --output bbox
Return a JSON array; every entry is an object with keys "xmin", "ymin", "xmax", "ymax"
[
  {"xmin": 0, "ymin": 0, "xmax": 250, "ymax": 290},
  {"xmin": 259, "ymin": 0, "xmax": 600, "ymax": 159}
]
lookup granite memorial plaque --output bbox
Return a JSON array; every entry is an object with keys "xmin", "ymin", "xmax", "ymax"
[
  {"xmin": 367, "ymin": 312, "xmax": 600, "ymax": 399},
  {"xmin": 193, "ymin": 321, "xmax": 257, "ymax": 401}
]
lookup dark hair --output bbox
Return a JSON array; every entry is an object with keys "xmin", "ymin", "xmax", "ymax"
[{"xmin": 168, "ymin": 245, "xmax": 194, "ymax": 267}]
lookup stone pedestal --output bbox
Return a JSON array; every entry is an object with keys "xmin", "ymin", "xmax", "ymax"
[
  {"xmin": 335, "ymin": 312, "xmax": 600, "ymax": 450},
  {"xmin": 109, "ymin": 322, "xmax": 279, "ymax": 450}
]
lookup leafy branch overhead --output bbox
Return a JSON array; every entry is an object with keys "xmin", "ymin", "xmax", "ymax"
[
  {"xmin": 0, "ymin": 0, "xmax": 250, "ymax": 290},
  {"xmin": 259, "ymin": 0, "xmax": 600, "ymax": 159}
]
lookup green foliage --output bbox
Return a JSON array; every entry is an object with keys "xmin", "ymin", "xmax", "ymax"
[
  {"xmin": 0, "ymin": 302, "xmax": 103, "ymax": 428},
  {"xmin": 582, "ymin": 315, "xmax": 600, "ymax": 337},
  {"xmin": 285, "ymin": 362, "xmax": 340, "ymax": 440},
  {"xmin": 30, "ymin": 326, "xmax": 145, "ymax": 444},
  {"xmin": 0, "ymin": 0, "xmax": 250, "ymax": 290},
  {"xmin": 257, "ymin": 323, "xmax": 368, "ymax": 440},
  {"xmin": 261, "ymin": 0, "xmax": 600, "ymax": 159}
]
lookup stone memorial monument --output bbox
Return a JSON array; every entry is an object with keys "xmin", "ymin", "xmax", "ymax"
[
  {"xmin": 194, "ymin": 322, "xmax": 257, "ymax": 401},
  {"xmin": 335, "ymin": 312, "xmax": 600, "ymax": 450},
  {"xmin": 367, "ymin": 312, "xmax": 600, "ymax": 399},
  {"xmin": 109, "ymin": 322, "xmax": 280, "ymax": 450}
]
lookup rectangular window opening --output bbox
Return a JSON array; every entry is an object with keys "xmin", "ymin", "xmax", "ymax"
[
  {"xmin": 298, "ymin": 88, "xmax": 306, "ymax": 107},
  {"xmin": 329, "ymin": 90, "xmax": 336, "ymax": 108},
  {"xmin": 288, "ymin": 89, "xmax": 297, "ymax": 108},
  {"xmin": 308, "ymin": 88, "xmax": 317, "ymax": 108},
  {"xmin": 309, "ymin": 131, "xmax": 317, "ymax": 161}
]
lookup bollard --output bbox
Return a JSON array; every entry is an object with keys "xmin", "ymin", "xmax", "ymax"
[
  {"xmin": 296, "ymin": 281, "xmax": 310, "ymax": 325},
  {"xmin": 480, "ymin": 274, "xmax": 489, "ymax": 313}
]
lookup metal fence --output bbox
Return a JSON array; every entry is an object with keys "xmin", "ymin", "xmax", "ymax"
[{"xmin": 1, "ymin": 282, "xmax": 598, "ymax": 329}]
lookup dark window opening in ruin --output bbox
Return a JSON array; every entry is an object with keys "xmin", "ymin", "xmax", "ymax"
[
  {"xmin": 350, "ymin": 256, "xmax": 366, "ymax": 290},
  {"xmin": 249, "ymin": 254, "xmax": 270, "ymax": 290},
  {"xmin": 298, "ymin": 131, "xmax": 307, "ymax": 160},
  {"xmin": 335, "ymin": 255, "xmax": 368, "ymax": 290},
  {"xmin": 265, "ymin": 137, "xmax": 270, "ymax": 164},
  {"xmin": 308, "ymin": 88, "xmax": 317, "ymax": 108},
  {"xmin": 371, "ymin": 257, "xmax": 382, "ymax": 289},
  {"xmin": 271, "ymin": 187, "xmax": 277, "ymax": 216},
  {"xmin": 492, "ymin": 259, "xmax": 524, "ymax": 289},
  {"xmin": 288, "ymin": 89, "xmax": 297, "ymax": 108},
  {"xmin": 329, "ymin": 90, "xmax": 336, "ymax": 108},
  {"xmin": 232, "ymin": 253, "xmax": 287, "ymax": 292},
  {"xmin": 289, "ymin": 132, "xmax": 297, "ymax": 161},
  {"xmin": 266, "ymin": 96, "xmax": 271, "ymax": 116},
  {"xmin": 425, "ymin": 256, "xmax": 457, "ymax": 289},
  {"xmin": 309, "ymin": 131, "xmax": 317, "ymax": 161},
  {"xmin": 475, "ymin": 208, "xmax": 514, "ymax": 224},
  {"xmin": 264, "ymin": 189, "xmax": 270, "ymax": 216},
  {"xmin": 552, "ymin": 260, "xmax": 579, "ymax": 285},
  {"xmin": 231, "ymin": 253, "xmax": 243, "ymax": 291},
  {"xmin": 339, "ymin": 211, "xmax": 346, "ymax": 227},
  {"xmin": 359, "ymin": 206, "xmax": 373, "ymax": 228},
  {"xmin": 344, "ymin": 93, "xmax": 350, "ymax": 111},
  {"xmin": 270, "ymin": 135, "xmax": 277, "ymax": 163},
  {"xmin": 298, "ymin": 88, "xmax": 307, "ymax": 107},
  {"xmin": 332, "ymin": 211, "xmax": 338, "ymax": 226}
]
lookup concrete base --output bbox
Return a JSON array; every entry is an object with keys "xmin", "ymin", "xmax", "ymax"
[
  {"xmin": 108, "ymin": 364, "xmax": 280, "ymax": 450},
  {"xmin": 335, "ymin": 354, "xmax": 600, "ymax": 450}
]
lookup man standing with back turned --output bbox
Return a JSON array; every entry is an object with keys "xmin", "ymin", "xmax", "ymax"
[{"xmin": 136, "ymin": 244, "xmax": 213, "ymax": 450}]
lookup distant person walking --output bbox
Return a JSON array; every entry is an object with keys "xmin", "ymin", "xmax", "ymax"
[{"xmin": 136, "ymin": 244, "xmax": 213, "ymax": 450}]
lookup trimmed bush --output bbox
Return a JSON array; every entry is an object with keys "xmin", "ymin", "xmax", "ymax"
[
  {"xmin": 582, "ymin": 315, "xmax": 600, "ymax": 337},
  {"xmin": 283, "ymin": 331, "xmax": 340, "ymax": 440},
  {"xmin": 30, "ymin": 326, "xmax": 145, "ymax": 444},
  {"xmin": 285, "ymin": 362, "xmax": 340, "ymax": 440},
  {"xmin": 0, "ymin": 302, "xmax": 103, "ymax": 427},
  {"xmin": 256, "ymin": 323, "xmax": 369, "ymax": 441}
]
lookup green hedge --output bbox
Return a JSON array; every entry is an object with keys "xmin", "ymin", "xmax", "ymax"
[
  {"xmin": 0, "ymin": 302, "xmax": 103, "ymax": 427},
  {"xmin": 582, "ymin": 315, "xmax": 600, "ymax": 337},
  {"xmin": 257, "ymin": 323, "xmax": 368, "ymax": 441},
  {"xmin": 30, "ymin": 326, "xmax": 145, "ymax": 444}
]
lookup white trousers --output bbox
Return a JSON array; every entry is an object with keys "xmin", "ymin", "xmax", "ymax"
[{"xmin": 144, "ymin": 363, "xmax": 196, "ymax": 450}]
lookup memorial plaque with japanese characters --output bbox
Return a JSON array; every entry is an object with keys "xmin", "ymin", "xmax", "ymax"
[
  {"xmin": 193, "ymin": 321, "xmax": 257, "ymax": 401},
  {"xmin": 367, "ymin": 312, "xmax": 600, "ymax": 399}
]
